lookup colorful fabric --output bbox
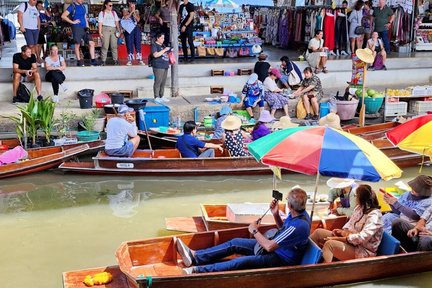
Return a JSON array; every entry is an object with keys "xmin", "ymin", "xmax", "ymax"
[
  {"xmin": 0, "ymin": 146, "xmax": 28, "ymax": 165},
  {"xmin": 224, "ymin": 130, "xmax": 247, "ymax": 157}
]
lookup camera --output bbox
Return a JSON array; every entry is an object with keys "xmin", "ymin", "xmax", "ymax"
[{"xmin": 272, "ymin": 190, "xmax": 283, "ymax": 201}]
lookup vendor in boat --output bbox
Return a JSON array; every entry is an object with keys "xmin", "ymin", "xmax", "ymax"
[
  {"xmin": 104, "ymin": 104, "xmax": 140, "ymax": 157},
  {"xmin": 310, "ymin": 185, "xmax": 383, "ymax": 263},
  {"xmin": 177, "ymin": 121, "xmax": 223, "ymax": 158},
  {"xmin": 392, "ymin": 176, "xmax": 432, "ymax": 252},
  {"xmin": 326, "ymin": 178, "xmax": 358, "ymax": 217},
  {"xmin": 382, "ymin": 175, "xmax": 432, "ymax": 234},
  {"xmin": 175, "ymin": 188, "xmax": 310, "ymax": 273},
  {"xmin": 251, "ymin": 110, "xmax": 273, "ymax": 141},
  {"xmin": 221, "ymin": 115, "xmax": 248, "ymax": 157},
  {"xmin": 213, "ymin": 105, "xmax": 232, "ymax": 140}
]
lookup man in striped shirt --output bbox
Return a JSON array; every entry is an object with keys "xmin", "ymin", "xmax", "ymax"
[{"xmin": 177, "ymin": 188, "xmax": 311, "ymax": 273}]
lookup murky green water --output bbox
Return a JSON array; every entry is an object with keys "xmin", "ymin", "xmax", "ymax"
[{"xmin": 1, "ymin": 167, "xmax": 431, "ymax": 288}]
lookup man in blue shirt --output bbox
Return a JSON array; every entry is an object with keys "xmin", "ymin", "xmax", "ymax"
[
  {"xmin": 176, "ymin": 188, "xmax": 311, "ymax": 273},
  {"xmin": 61, "ymin": 0, "xmax": 97, "ymax": 66},
  {"xmin": 176, "ymin": 121, "xmax": 223, "ymax": 158}
]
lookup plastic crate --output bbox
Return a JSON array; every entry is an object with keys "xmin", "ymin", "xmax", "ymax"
[
  {"xmin": 409, "ymin": 101, "xmax": 432, "ymax": 114},
  {"xmin": 385, "ymin": 102, "xmax": 408, "ymax": 116},
  {"xmin": 411, "ymin": 86, "xmax": 428, "ymax": 96},
  {"xmin": 137, "ymin": 99, "xmax": 170, "ymax": 129}
]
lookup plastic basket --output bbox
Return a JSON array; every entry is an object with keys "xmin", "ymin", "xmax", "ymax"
[
  {"xmin": 409, "ymin": 101, "xmax": 432, "ymax": 114},
  {"xmin": 385, "ymin": 102, "xmax": 407, "ymax": 116},
  {"xmin": 76, "ymin": 131, "xmax": 100, "ymax": 142},
  {"xmin": 336, "ymin": 99, "xmax": 359, "ymax": 120},
  {"xmin": 357, "ymin": 97, "xmax": 384, "ymax": 114}
]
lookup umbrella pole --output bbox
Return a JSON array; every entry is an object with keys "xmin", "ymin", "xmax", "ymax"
[
  {"xmin": 310, "ymin": 173, "xmax": 321, "ymax": 220},
  {"xmin": 272, "ymin": 173, "xmax": 276, "ymax": 190}
]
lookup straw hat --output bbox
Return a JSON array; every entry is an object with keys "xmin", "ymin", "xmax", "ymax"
[
  {"xmin": 272, "ymin": 116, "xmax": 299, "ymax": 129},
  {"xmin": 258, "ymin": 110, "xmax": 274, "ymax": 123},
  {"xmin": 258, "ymin": 53, "xmax": 268, "ymax": 60},
  {"xmin": 408, "ymin": 175, "xmax": 432, "ymax": 197},
  {"xmin": 221, "ymin": 115, "xmax": 242, "ymax": 130},
  {"xmin": 319, "ymin": 112, "xmax": 342, "ymax": 130},
  {"xmin": 327, "ymin": 177, "xmax": 355, "ymax": 189},
  {"xmin": 356, "ymin": 48, "xmax": 375, "ymax": 64}
]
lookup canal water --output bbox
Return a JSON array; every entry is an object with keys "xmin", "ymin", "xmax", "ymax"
[{"xmin": 0, "ymin": 167, "xmax": 431, "ymax": 288}]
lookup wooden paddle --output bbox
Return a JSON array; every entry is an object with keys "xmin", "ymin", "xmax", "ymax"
[{"xmin": 359, "ymin": 62, "xmax": 367, "ymax": 127}]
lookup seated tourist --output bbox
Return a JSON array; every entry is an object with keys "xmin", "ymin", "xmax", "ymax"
[
  {"xmin": 177, "ymin": 121, "xmax": 223, "ymax": 158},
  {"xmin": 292, "ymin": 67, "xmax": 323, "ymax": 120},
  {"xmin": 392, "ymin": 176, "xmax": 432, "ymax": 252},
  {"xmin": 310, "ymin": 184, "xmax": 383, "ymax": 263},
  {"xmin": 271, "ymin": 115, "xmax": 299, "ymax": 131},
  {"xmin": 367, "ymin": 32, "xmax": 387, "ymax": 71},
  {"xmin": 383, "ymin": 175, "xmax": 432, "ymax": 234},
  {"xmin": 213, "ymin": 105, "xmax": 232, "ymax": 140},
  {"xmin": 45, "ymin": 44, "xmax": 67, "ymax": 103},
  {"xmin": 279, "ymin": 56, "xmax": 303, "ymax": 89},
  {"xmin": 251, "ymin": 110, "xmax": 273, "ymax": 141},
  {"xmin": 12, "ymin": 45, "xmax": 43, "ymax": 103},
  {"xmin": 105, "ymin": 104, "xmax": 140, "ymax": 157},
  {"xmin": 318, "ymin": 112, "xmax": 342, "ymax": 130},
  {"xmin": 306, "ymin": 29, "xmax": 328, "ymax": 74},
  {"xmin": 326, "ymin": 178, "xmax": 358, "ymax": 217},
  {"xmin": 263, "ymin": 68, "xmax": 289, "ymax": 118},
  {"xmin": 221, "ymin": 115, "xmax": 248, "ymax": 157},
  {"xmin": 176, "ymin": 188, "xmax": 311, "ymax": 273},
  {"xmin": 240, "ymin": 73, "xmax": 265, "ymax": 121},
  {"xmin": 253, "ymin": 53, "xmax": 270, "ymax": 82}
]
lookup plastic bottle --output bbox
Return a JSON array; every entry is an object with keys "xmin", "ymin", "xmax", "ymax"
[{"xmin": 176, "ymin": 115, "xmax": 181, "ymax": 128}]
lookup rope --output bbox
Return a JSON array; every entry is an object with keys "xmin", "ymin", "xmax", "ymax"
[{"xmin": 146, "ymin": 276, "xmax": 153, "ymax": 288}]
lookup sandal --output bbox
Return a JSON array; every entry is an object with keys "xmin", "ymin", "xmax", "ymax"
[
  {"xmin": 314, "ymin": 68, "xmax": 321, "ymax": 74},
  {"xmin": 322, "ymin": 67, "xmax": 329, "ymax": 73}
]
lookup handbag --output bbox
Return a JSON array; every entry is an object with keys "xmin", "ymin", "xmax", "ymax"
[
  {"xmin": 206, "ymin": 47, "xmax": 215, "ymax": 56},
  {"xmin": 288, "ymin": 70, "xmax": 301, "ymax": 86},
  {"xmin": 238, "ymin": 45, "xmax": 250, "ymax": 57},
  {"xmin": 215, "ymin": 47, "xmax": 224, "ymax": 57},
  {"xmin": 354, "ymin": 26, "xmax": 365, "ymax": 35},
  {"xmin": 197, "ymin": 46, "xmax": 207, "ymax": 57},
  {"xmin": 226, "ymin": 46, "xmax": 238, "ymax": 58},
  {"xmin": 168, "ymin": 51, "xmax": 176, "ymax": 65},
  {"xmin": 296, "ymin": 98, "xmax": 307, "ymax": 119},
  {"xmin": 251, "ymin": 44, "xmax": 262, "ymax": 54}
]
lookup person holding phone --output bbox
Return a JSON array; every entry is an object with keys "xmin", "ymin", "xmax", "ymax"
[
  {"xmin": 175, "ymin": 188, "xmax": 310, "ymax": 274},
  {"xmin": 151, "ymin": 32, "xmax": 170, "ymax": 103}
]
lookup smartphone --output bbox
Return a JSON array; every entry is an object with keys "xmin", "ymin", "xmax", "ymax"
[
  {"xmin": 272, "ymin": 190, "xmax": 283, "ymax": 201},
  {"xmin": 379, "ymin": 188, "xmax": 395, "ymax": 198}
]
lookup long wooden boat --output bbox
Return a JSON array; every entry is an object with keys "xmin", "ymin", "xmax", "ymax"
[
  {"xmin": 0, "ymin": 144, "xmax": 91, "ymax": 179},
  {"xmin": 137, "ymin": 130, "xmax": 177, "ymax": 149},
  {"xmin": 0, "ymin": 138, "xmax": 105, "ymax": 153},
  {"xmin": 63, "ymin": 219, "xmax": 432, "ymax": 288},
  {"xmin": 165, "ymin": 203, "xmax": 328, "ymax": 233}
]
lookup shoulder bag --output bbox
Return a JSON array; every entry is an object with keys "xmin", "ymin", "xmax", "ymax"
[
  {"xmin": 354, "ymin": 11, "xmax": 365, "ymax": 35},
  {"xmin": 197, "ymin": 45, "xmax": 207, "ymax": 57}
]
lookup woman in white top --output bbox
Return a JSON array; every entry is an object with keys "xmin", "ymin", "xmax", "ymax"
[
  {"xmin": 348, "ymin": 0, "xmax": 365, "ymax": 54},
  {"xmin": 367, "ymin": 31, "xmax": 387, "ymax": 70},
  {"xmin": 44, "ymin": 44, "xmax": 67, "ymax": 103},
  {"xmin": 98, "ymin": 0, "xmax": 120, "ymax": 65},
  {"xmin": 306, "ymin": 30, "xmax": 328, "ymax": 74},
  {"xmin": 263, "ymin": 68, "xmax": 289, "ymax": 118}
]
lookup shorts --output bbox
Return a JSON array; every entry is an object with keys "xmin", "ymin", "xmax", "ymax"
[
  {"xmin": 24, "ymin": 29, "xmax": 39, "ymax": 46},
  {"xmin": 37, "ymin": 32, "xmax": 46, "ymax": 44},
  {"xmin": 244, "ymin": 98, "xmax": 264, "ymax": 108},
  {"xmin": 105, "ymin": 141, "xmax": 135, "ymax": 157},
  {"xmin": 72, "ymin": 26, "xmax": 92, "ymax": 45}
]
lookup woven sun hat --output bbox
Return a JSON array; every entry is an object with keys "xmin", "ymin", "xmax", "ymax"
[
  {"xmin": 318, "ymin": 112, "xmax": 342, "ymax": 130},
  {"xmin": 408, "ymin": 175, "xmax": 432, "ymax": 197},
  {"xmin": 258, "ymin": 53, "xmax": 268, "ymax": 60},
  {"xmin": 356, "ymin": 48, "xmax": 374, "ymax": 64},
  {"xmin": 247, "ymin": 73, "xmax": 259, "ymax": 85},
  {"xmin": 272, "ymin": 116, "xmax": 299, "ymax": 129},
  {"xmin": 118, "ymin": 104, "xmax": 134, "ymax": 114},
  {"xmin": 221, "ymin": 115, "xmax": 242, "ymax": 130},
  {"xmin": 258, "ymin": 110, "xmax": 274, "ymax": 123},
  {"xmin": 327, "ymin": 177, "xmax": 355, "ymax": 189}
]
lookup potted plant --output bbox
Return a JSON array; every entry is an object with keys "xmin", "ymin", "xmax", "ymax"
[
  {"xmin": 53, "ymin": 100, "xmax": 78, "ymax": 145},
  {"xmin": 39, "ymin": 97, "xmax": 56, "ymax": 146},
  {"xmin": 77, "ymin": 109, "xmax": 101, "ymax": 142}
]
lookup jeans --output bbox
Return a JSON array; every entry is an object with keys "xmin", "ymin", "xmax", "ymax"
[
  {"xmin": 378, "ymin": 30, "xmax": 390, "ymax": 53},
  {"xmin": 45, "ymin": 70, "xmax": 66, "ymax": 95},
  {"xmin": 195, "ymin": 238, "xmax": 286, "ymax": 273},
  {"xmin": 124, "ymin": 26, "xmax": 142, "ymax": 58},
  {"xmin": 198, "ymin": 148, "xmax": 214, "ymax": 158},
  {"xmin": 180, "ymin": 25, "xmax": 195, "ymax": 60},
  {"xmin": 152, "ymin": 68, "xmax": 168, "ymax": 98}
]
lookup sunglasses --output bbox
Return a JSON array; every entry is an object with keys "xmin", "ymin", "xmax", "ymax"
[{"xmin": 108, "ymin": 4, "xmax": 113, "ymax": 6}]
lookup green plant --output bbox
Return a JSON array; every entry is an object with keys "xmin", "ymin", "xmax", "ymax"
[
  {"xmin": 54, "ymin": 100, "xmax": 77, "ymax": 138},
  {"xmin": 82, "ymin": 108, "xmax": 100, "ymax": 131},
  {"xmin": 16, "ymin": 89, "xmax": 40, "ymax": 146},
  {"xmin": 38, "ymin": 97, "xmax": 56, "ymax": 143}
]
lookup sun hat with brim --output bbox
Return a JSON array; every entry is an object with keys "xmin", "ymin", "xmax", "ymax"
[
  {"xmin": 356, "ymin": 48, "xmax": 374, "ymax": 64},
  {"xmin": 270, "ymin": 68, "xmax": 282, "ymax": 79},
  {"xmin": 272, "ymin": 116, "xmax": 299, "ymax": 129},
  {"xmin": 247, "ymin": 73, "xmax": 259, "ymax": 85},
  {"xmin": 408, "ymin": 175, "xmax": 432, "ymax": 197},
  {"xmin": 319, "ymin": 112, "xmax": 342, "ymax": 130},
  {"xmin": 258, "ymin": 53, "xmax": 268, "ymax": 60},
  {"xmin": 221, "ymin": 115, "xmax": 242, "ymax": 130},
  {"xmin": 220, "ymin": 104, "xmax": 232, "ymax": 116},
  {"xmin": 118, "ymin": 104, "xmax": 134, "ymax": 114},
  {"xmin": 327, "ymin": 177, "xmax": 355, "ymax": 189},
  {"xmin": 258, "ymin": 110, "xmax": 274, "ymax": 123}
]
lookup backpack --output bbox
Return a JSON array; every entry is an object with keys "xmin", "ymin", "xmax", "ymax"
[{"xmin": 17, "ymin": 83, "xmax": 31, "ymax": 103}]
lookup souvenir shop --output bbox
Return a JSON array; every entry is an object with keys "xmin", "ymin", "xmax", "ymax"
[
  {"xmin": 250, "ymin": 0, "xmax": 416, "ymax": 54},
  {"xmin": 415, "ymin": 0, "xmax": 432, "ymax": 51}
]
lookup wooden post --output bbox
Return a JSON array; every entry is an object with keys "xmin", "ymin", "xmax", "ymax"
[
  {"xmin": 169, "ymin": 1, "xmax": 179, "ymax": 98},
  {"xmin": 359, "ymin": 62, "xmax": 367, "ymax": 127}
]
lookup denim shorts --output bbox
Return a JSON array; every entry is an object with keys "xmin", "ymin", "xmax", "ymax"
[
  {"xmin": 72, "ymin": 26, "xmax": 91, "ymax": 45},
  {"xmin": 105, "ymin": 141, "xmax": 135, "ymax": 157},
  {"xmin": 24, "ymin": 29, "xmax": 39, "ymax": 45}
]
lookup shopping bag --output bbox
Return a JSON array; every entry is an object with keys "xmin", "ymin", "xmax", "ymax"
[
  {"xmin": 168, "ymin": 51, "xmax": 176, "ymax": 65},
  {"xmin": 197, "ymin": 46, "xmax": 207, "ymax": 57},
  {"xmin": 288, "ymin": 71, "xmax": 301, "ymax": 86},
  {"xmin": 215, "ymin": 47, "xmax": 224, "ymax": 57},
  {"xmin": 206, "ymin": 47, "xmax": 215, "ymax": 56},
  {"xmin": 296, "ymin": 98, "xmax": 307, "ymax": 119}
]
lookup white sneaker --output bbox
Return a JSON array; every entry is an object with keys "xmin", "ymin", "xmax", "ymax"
[
  {"xmin": 53, "ymin": 95, "xmax": 59, "ymax": 103},
  {"xmin": 329, "ymin": 51, "xmax": 336, "ymax": 56},
  {"xmin": 341, "ymin": 51, "xmax": 348, "ymax": 56},
  {"xmin": 60, "ymin": 83, "xmax": 68, "ymax": 92},
  {"xmin": 336, "ymin": 49, "xmax": 340, "ymax": 56},
  {"xmin": 126, "ymin": 61, "xmax": 132, "ymax": 66},
  {"xmin": 138, "ymin": 60, "xmax": 145, "ymax": 66},
  {"xmin": 154, "ymin": 98, "xmax": 163, "ymax": 104},
  {"xmin": 160, "ymin": 97, "xmax": 170, "ymax": 102}
]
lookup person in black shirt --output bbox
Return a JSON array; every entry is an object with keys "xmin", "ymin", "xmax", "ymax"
[
  {"xmin": 178, "ymin": 0, "xmax": 195, "ymax": 62},
  {"xmin": 151, "ymin": 32, "xmax": 170, "ymax": 103},
  {"xmin": 253, "ymin": 53, "xmax": 270, "ymax": 82},
  {"xmin": 12, "ymin": 45, "xmax": 42, "ymax": 103}
]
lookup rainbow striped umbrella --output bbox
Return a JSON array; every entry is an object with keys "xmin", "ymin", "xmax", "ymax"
[{"xmin": 386, "ymin": 114, "xmax": 432, "ymax": 157}]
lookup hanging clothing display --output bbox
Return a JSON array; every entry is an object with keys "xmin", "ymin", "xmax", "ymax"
[
  {"xmin": 335, "ymin": 10, "xmax": 348, "ymax": 53},
  {"xmin": 323, "ymin": 10, "xmax": 335, "ymax": 50}
]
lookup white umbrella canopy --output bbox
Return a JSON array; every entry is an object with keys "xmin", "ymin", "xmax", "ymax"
[{"xmin": 206, "ymin": 0, "xmax": 239, "ymax": 8}]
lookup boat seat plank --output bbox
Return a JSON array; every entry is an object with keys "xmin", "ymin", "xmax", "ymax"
[
  {"xmin": 131, "ymin": 262, "xmax": 182, "ymax": 277},
  {"xmin": 153, "ymin": 149, "xmax": 182, "ymax": 159},
  {"xmin": 165, "ymin": 217, "xmax": 206, "ymax": 233},
  {"xmin": 63, "ymin": 266, "xmax": 131, "ymax": 288}
]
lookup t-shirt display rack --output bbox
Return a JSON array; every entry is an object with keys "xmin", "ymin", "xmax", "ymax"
[{"xmin": 415, "ymin": 0, "xmax": 432, "ymax": 51}]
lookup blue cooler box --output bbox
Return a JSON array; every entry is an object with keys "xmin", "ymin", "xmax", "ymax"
[{"xmin": 137, "ymin": 99, "xmax": 170, "ymax": 129}]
